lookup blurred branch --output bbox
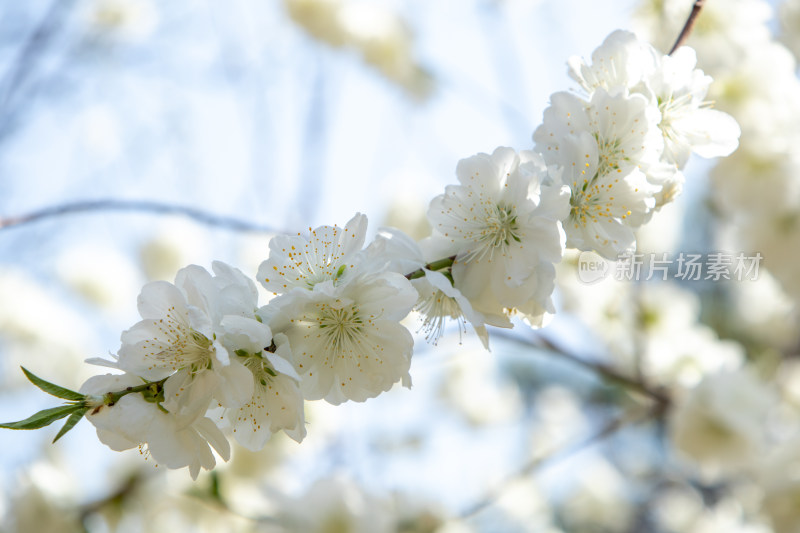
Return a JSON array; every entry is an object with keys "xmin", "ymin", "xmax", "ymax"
[
  {"xmin": 0, "ymin": 199, "xmax": 283, "ymax": 233},
  {"xmin": 668, "ymin": 0, "xmax": 705, "ymax": 55},
  {"xmin": 460, "ymin": 406, "xmax": 656, "ymax": 519},
  {"xmin": 0, "ymin": 0, "xmax": 77, "ymax": 134},
  {"xmin": 495, "ymin": 329, "xmax": 671, "ymax": 407},
  {"xmin": 79, "ymin": 472, "xmax": 145, "ymax": 528}
]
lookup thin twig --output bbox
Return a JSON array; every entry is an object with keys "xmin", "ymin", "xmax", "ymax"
[
  {"xmin": 459, "ymin": 407, "xmax": 654, "ymax": 519},
  {"xmin": 0, "ymin": 199, "xmax": 284, "ymax": 233},
  {"xmin": 494, "ymin": 329, "xmax": 671, "ymax": 406},
  {"xmin": 668, "ymin": 0, "xmax": 705, "ymax": 55}
]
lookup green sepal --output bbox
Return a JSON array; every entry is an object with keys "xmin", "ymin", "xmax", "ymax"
[
  {"xmin": 141, "ymin": 382, "xmax": 165, "ymax": 404},
  {"xmin": 21, "ymin": 367, "xmax": 84, "ymax": 401},
  {"xmin": 0, "ymin": 403, "xmax": 82, "ymax": 430},
  {"xmin": 52, "ymin": 408, "xmax": 89, "ymax": 443}
]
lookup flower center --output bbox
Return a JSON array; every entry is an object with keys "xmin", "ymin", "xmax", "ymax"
[
  {"xmin": 594, "ymin": 133, "xmax": 625, "ymax": 176},
  {"xmin": 144, "ymin": 309, "xmax": 214, "ymax": 371},
  {"xmin": 243, "ymin": 355, "xmax": 278, "ymax": 387},
  {"xmin": 466, "ymin": 204, "xmax": 521, "ymax": 261},
  {"xmin": 658, "ymin": 92, "xmax": 694, "ymax": 144},
  {"xmin": 315, "ymin": 303, "xmax": 365, "ymax": 353},
  {"xmin": 416, "ymin": 290, "xmax": 465, "ymax": 345}
]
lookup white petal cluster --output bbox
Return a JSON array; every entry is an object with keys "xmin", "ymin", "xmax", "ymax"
[
  {"xmin": 569, "ymin": 30, "xmax": 740, "ymax": 170},
  {"xmin": 669, "ymin": 370, "xmax": 774, "ymax": 481},
  {"xmin": 81, "ymin": 373, "xmax": 230, "ymax": 480},
  {"xmin": 425, "ymin": 147, "xmax": 569, "ymax": 328},
  {"xmin": 84, "ymin": 261, "xmax": 305, "ymax": 478},
  {"xmin": 642, "ymin": 0, "xmax": 800, "ymax": 305},
  {"xmin": 25, "ymin": 25, "xmax": 750, "ymax": 488},
  {"xmin": 536, "ymin": 30, "xmax": 740, "ymax": 257},
  {"xmin": 258, "ymin": 213, "xmax": 418, "ymax": 405}
]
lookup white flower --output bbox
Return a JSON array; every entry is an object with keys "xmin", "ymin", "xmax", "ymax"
[
  {"xmin": 534, "ymin": 88, "xmax": 663, "ymax": 257},
  {"xmin": 264, "ymin": 274, "xmax": 416, "ymax": 405},
  {"xmin": 568, "ymin": 29, "xmax": 657, "ymax": 96},
  {"xmin": 565, "ymin": 30, "xmax": 741, "ymax": 207},
  {"xmin": 221, "ymin": 333, "xmax": 306, "ymax": 450},
  {"xmin": 533, "ymin": 88, "xmax": 663, "ymax": 259},
  {"xmin": 535, "ymin": 89, "xmax": 663, "ymax": 178},
  {"xmin": 647, "ymin": 46, "xmax": 740, "ymax": 168},
  {"xmin": 257, "ymin": 213, "xmax": 367, "ymax": 294},
  {"xmin": 426, "ymin": 147, "xmax": 569, "ymax": 327},
  {"xmin": 366, "ymin": 227, "xmax": 489, "ymax": 348},
  {"xmin": 555, "ymin": 131, "xmax": 656, "ymax": 258},
  {"xmin": 259, "ymin": 215, "xmax": 418, "ymax": 405},
  {"xmin": 81, "ymin": 373, "xmax": 230, "ymax": 480},
  {"xmin": 115, "ymin": 262, "xmax": 269, "ymax": 416}
]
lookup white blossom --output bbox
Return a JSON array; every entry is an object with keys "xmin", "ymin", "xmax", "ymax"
[
  {"xmin": 426, "ymin": 147, "xmax": 569, "ymax": 327},
  {"xmin": 669, "ymin": 370, "xmax": 774, "ymax": 481},
  {"xmin": 257, "ymin": 213, "xmax": 367, "ymax": 294},
  {"xmin": 221, "ymin": 333, "xmax": 306, "ymax": 450},
  {"xmin": 81, "ymin": 373, "xmax": 230, "ymax": 480},
  {"xmin": 647, "ymin": 46, "xmax": 740, "ymax": 168},
  {"xmin": 568, "ymin": 29, "xmax": 658, "ymax": 96},
  {"xmin": 113, "ymin": 262, "xmax": 266, "ymax": 416},
  {"xmin": 565, "ymin": 30, "xmax": 741, "ymax": 208},
  {"xmin": 259, "ymin": 214, "xmax": 418, "ymax": 404},
  {"xmin": 534, "ymin": 88, "xmax": 661, "ymax": 257},
  {"xmin": 555, "ymin": 131, "xmax": 656, "ymax": 257}
]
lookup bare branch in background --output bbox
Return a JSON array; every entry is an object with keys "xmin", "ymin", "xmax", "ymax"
[
  {"xmin": 493, "ymin": 329, "xmax": 672, "ymax": 407},
  {"xmin": 0, "ymin": 0, "xmax": 77, "ymax": 137},
  {"xmin": 0, "ymin": 199, "xmax": 283, "ymax": 234}
]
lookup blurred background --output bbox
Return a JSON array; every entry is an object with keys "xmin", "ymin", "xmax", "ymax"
[{"xmin": 2, "ymin": 0, "xmax": 800, "ymax": 531}]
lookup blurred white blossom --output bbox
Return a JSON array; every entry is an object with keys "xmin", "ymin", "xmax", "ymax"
[{"xmin": 669, "ymin": 370, "xmax": 774, "ymax": 481}]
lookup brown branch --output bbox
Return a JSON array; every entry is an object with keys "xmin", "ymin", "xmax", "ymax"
[
  {"xmin": 668, "ymin": 0, "xmax": 706, "ymax": 55},
  {"xmin": 493, "ymin": 329, "xmax": 671, "ymax": 407},
  {"xmin": 0, "ymin": 199, "xmax": 283, "ymax": 233}
]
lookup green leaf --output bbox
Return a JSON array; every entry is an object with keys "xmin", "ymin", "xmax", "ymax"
[
  {"xmin": 21, "ymin": 367, "xmax": 84, "ymax": 401},
  {"xmin": 0, "ymin": 404, "xmax": 81, "ymax": 430},
  {"xmin": 52, "ymin": 408, "xmax": 88, "ymax": 443}
]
